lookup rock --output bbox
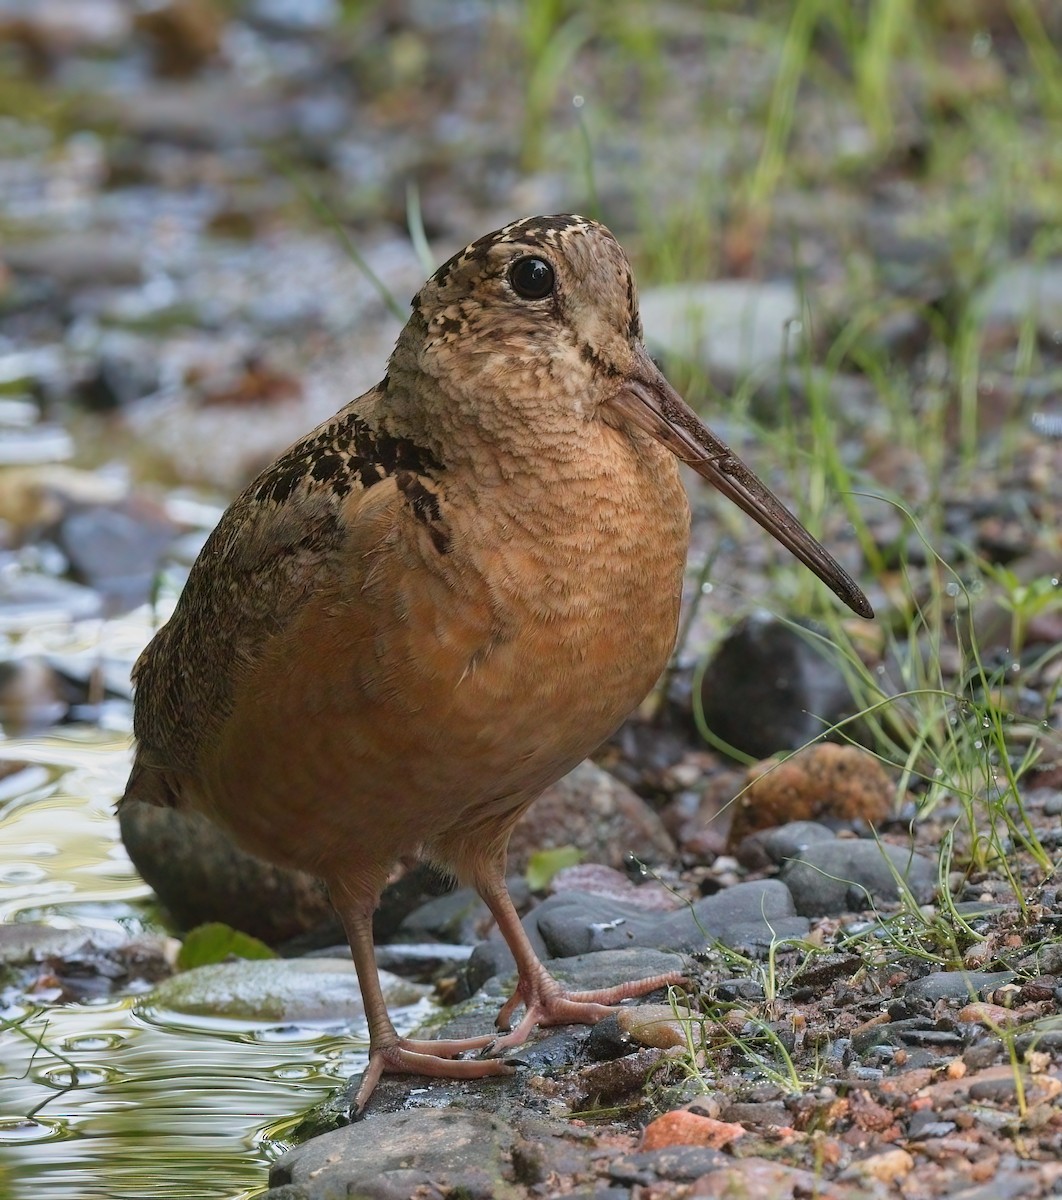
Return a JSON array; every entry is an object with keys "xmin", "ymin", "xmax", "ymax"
[
  {"xmin": 733, "ymin": 819, "xmax": 837, "ymax": 870},
  {"xmin": 0, "ymin": 0, "xmax": 130, "ymax": 57},
  {"xmin": 690, "ymin": 1157, "xmax": 847, "ymax": 1198},
  {"xmin": 4, "ymin": 234, "xmax": 144, "ymax": 287},
  {"xmin": 507, "ymin": 760, "xmax": 675, "ymax": 874},
  {"xmin": 780, "ymin": 840, "xmax": 936, "ymax": 916},
  {"xmin": 616, "ymin": 1003, "xmax": 698, "ymax": 1050},
  {"xmin": 398, "ymin": 886, "xmax": 491, "ymax": 946},
  {"xmin": 466, "ymin": 880, "xmax": 807, "ymax": 990},
  {"xmin": 698, "ymin": 612, "xmax": 859, "ymax": 761},
  {"xmin": 59, "ymin": 497, "xmax": 179, "ymax": 611},
  {"xmin": 720, "ymin": 1100, "xmax": 790, "ymax": 1128},
  {"xmin": 548, "ymin": 862, "xmax": 680, "ymax": 911},
  {"xmin": 267, "ymin": 1109, "xmax": 520, "ymax": 1200},
  {"xmin": 562, "ymin": 1046, "xmax": 678, "ymax": 1111},
  {"xmin": 0, "ymin": 921, "xmax": 94, "ymax": 965},
  {"xmin": 0, "ymin": 423, "xmax": 73, "ymax": 467},
  {"xmin": 904, "ymin": 970, "xmax": 1016, "ymax": 1005},
  {"xmin": 73, "ymin": 335, "xmax": 162, "ymax": 411},
  {"xmin": 845, "ymin": 1147, "xmax": 915, "ymax": 1185},
  {"xmin": 977, "ymin": 260, "xmax": 1062, "ymax": 341},
  {"xmin": 118, "ymin": 803, "xmax": 335, "ymax": 945},
  {"xmin": 93, "ymin": 81, "xmax": 293, "ymax": 147},
  {"xmin": 250, "ymin": 0, "xmax": 340, "ymax": 33},
  {"xmin": 146, "ymin": 957, "xmax": 426, "ymax": 1021},
  {"xmin": 539, "ymin": 881, "xmax": 804, "ymax": 957},
  {"xmin": 610, "ymin": 1146, "xmax": 729, "ymax": 1186},
  {"xmin": 728, "ymin": 744, "xmax": 895, "ymax": 848},
  {"xmin": 1, "ymin": 924, "xmax": 177, "ymax": 1000},
  {"xmin": 640, "ymin": 281, "xmax": 802, "ymax": 381},
  {"xmin": 0, "ymin": 465, "xmax": 127, "ymax": 537},
  {"xmin": 371, "ymin": 941, "xmax": 474, "ymax": 980},
  {"xmin": 641, "ymin": 1110, "xmax": 744, "ymax": 1151},
  {"xmin": 958, "ymin": 1001, "xmax": 1032, "ymax": 1028},
  {"xmin": 467, "ymin": 944, "xmax": 685, "ymax": 1009}
]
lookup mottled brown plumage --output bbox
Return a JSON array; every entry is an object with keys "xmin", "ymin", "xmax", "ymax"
[{"xmin": 123, "ymin": 215, "xmax": 871, "ymax": 1111}]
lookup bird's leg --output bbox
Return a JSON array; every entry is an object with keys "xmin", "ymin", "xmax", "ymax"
[
  {"xmin": 331, "ymin": 891, "xmax": 513, "ymax": 1114},
  {"xmin": 475, "ymin": 871, "xmax": 685, "ymax": 1054}
]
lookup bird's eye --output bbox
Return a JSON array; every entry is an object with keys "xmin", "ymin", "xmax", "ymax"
[{"xmin": 509, "ymin": 256, "xmax": 555, "ymax": 300}]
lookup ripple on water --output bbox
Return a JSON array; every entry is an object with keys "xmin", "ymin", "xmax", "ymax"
[
  {"xmin": 0, "ymin": 1117, "xmax": 69, "ymax": 1144},
  {"xmin": 0, "ymin": 724, "xmax": 386, "ymax": 1200}
]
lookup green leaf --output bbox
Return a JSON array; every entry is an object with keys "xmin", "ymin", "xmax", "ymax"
[
  {"xmin": 525, "ymin": 845, "xmax": 582, "ymax": 892},
  {"xmin": 177, "ymin": 923, "xmax": 276, "ymax": 970}
]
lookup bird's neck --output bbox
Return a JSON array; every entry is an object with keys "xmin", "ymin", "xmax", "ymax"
[{"xmin": 381, "ymin": 363, "xmax": 594, "ymax": 493}]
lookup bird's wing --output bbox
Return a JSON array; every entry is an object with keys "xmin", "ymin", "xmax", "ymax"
[{"xmin": 125, "ymin": 387, "xmax": 443, "ymax": 799}]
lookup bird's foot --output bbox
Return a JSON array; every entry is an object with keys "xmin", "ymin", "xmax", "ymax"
[
  {"xmin": 352, "ymin": 1034, "xmax": 512, "ymax": 1115},
  {"xmin": 488, "ymin": 966, "xmax": 685, "ymax": 1055}
]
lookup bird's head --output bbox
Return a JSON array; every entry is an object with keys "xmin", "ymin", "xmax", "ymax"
[{"xmin": 393, "ymin": 214, "xmax": 872, "ymax": 618}]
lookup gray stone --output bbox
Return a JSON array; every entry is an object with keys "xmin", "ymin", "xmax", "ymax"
[
  {"xmin": 903, "ymin": 970, "xmax": 1015, "ymax": 1004},
  {"xmin": 60, "ymin": 501, "xmax": 178, "ymax": 611},
  {"xmin": 467, "ymin": 943, "xmax": 686, "ymax": 1008},
  {"xmin": 698, "ymin": 612, "xmax": 859, "ymax": 760},
  {"xmin": 399, "ymin": 886, "xmax": 490, "ymax": 945},
  {"xmin": 267, "ymin": 1109, "xmax": 521, "ymax": 1200},
  {"xmin": 5, "ymin": 234, "xmax": 145, "ymax": 286},
  {"xmin": 509, "ymin": 880, "xmax": 804, "ymax": 963},
  {"xmin": 735, "ymin": 820, "xmax": 837, "ymax": 870},
  {"xmin": 466, "ymin": 881, "xmax": 805, "ymax": 994},
  {"xmin": 721, "ymin": 1100, "xmax": 790, "ymax": 1127},
  {"xmin": 0, "ymin": 571, "xmax": 102, "ymax": 624},
  {"xmin": 780, "ymin": 840, "xmax": 936, "ymax": 916},
  {"xmin": 610, "ymin": 1146, "xmax": 727, "ymax": 1184},
  {"xmin": 145, "ymin": 957, "xmax": 427, "ymax": 1022},
  {"xmin": 0, "ymin": 922, "xmax": 96, "ymax": 965},
  {"xmin": 119, "ymin": 803, "xmax": 335, "ymax": 945},
  {"xmin": 977, "ymin": 260, "xmax": 1062, "ymax": 337},
  {"xmin": 640, "ymin": 281, "xmax": 802, "ymax": 379}
]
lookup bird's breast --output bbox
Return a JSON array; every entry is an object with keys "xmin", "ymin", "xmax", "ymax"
[{"xmin": 201, "ymin": 434, "xmax": 691, "ymax": 873}]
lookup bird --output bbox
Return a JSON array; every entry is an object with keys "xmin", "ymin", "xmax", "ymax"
[{"xmin": 121, "ymin": 214, "xmax": 872, "ymax": 1112}]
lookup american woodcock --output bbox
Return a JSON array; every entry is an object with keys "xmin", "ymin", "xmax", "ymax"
[{"xmin": 122, "ymin": 214, "xmax": 872, "ymax": 1112}]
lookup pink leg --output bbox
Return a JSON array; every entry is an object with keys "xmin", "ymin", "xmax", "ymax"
[
  {"xmin": 333, "ymin": 894, "xmax": 512, "ymax": 1113},
  {"xmin": 476, "ymin": 872, "xmax": 685, "ymax": 1054}
]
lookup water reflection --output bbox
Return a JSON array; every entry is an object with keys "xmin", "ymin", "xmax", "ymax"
[{"xmin": 0, "ymin": 720, "xmax": 417, "ymax": 1199}]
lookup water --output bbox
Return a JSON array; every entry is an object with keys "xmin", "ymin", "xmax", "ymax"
[{"xmin": 0, "ymin": 629, "xmax": 423, "ymax": 1199}]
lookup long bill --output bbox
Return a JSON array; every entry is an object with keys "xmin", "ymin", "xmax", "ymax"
[{"xmin": 611, "ymin": 365, "xmax": 874, "ymax": 620}]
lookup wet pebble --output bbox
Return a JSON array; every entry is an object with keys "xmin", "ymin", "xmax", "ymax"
[
  {"xmin": 147, "ymin": 957, "xmax": 427, "ymax": 1021},
  {"xmin": 720, "ymin": 1100, "xmax": 790, "ymax": 1128},
  {"xmin": 616, "ymin": 1002, "xmax": 698, "ymax": 1050}
]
